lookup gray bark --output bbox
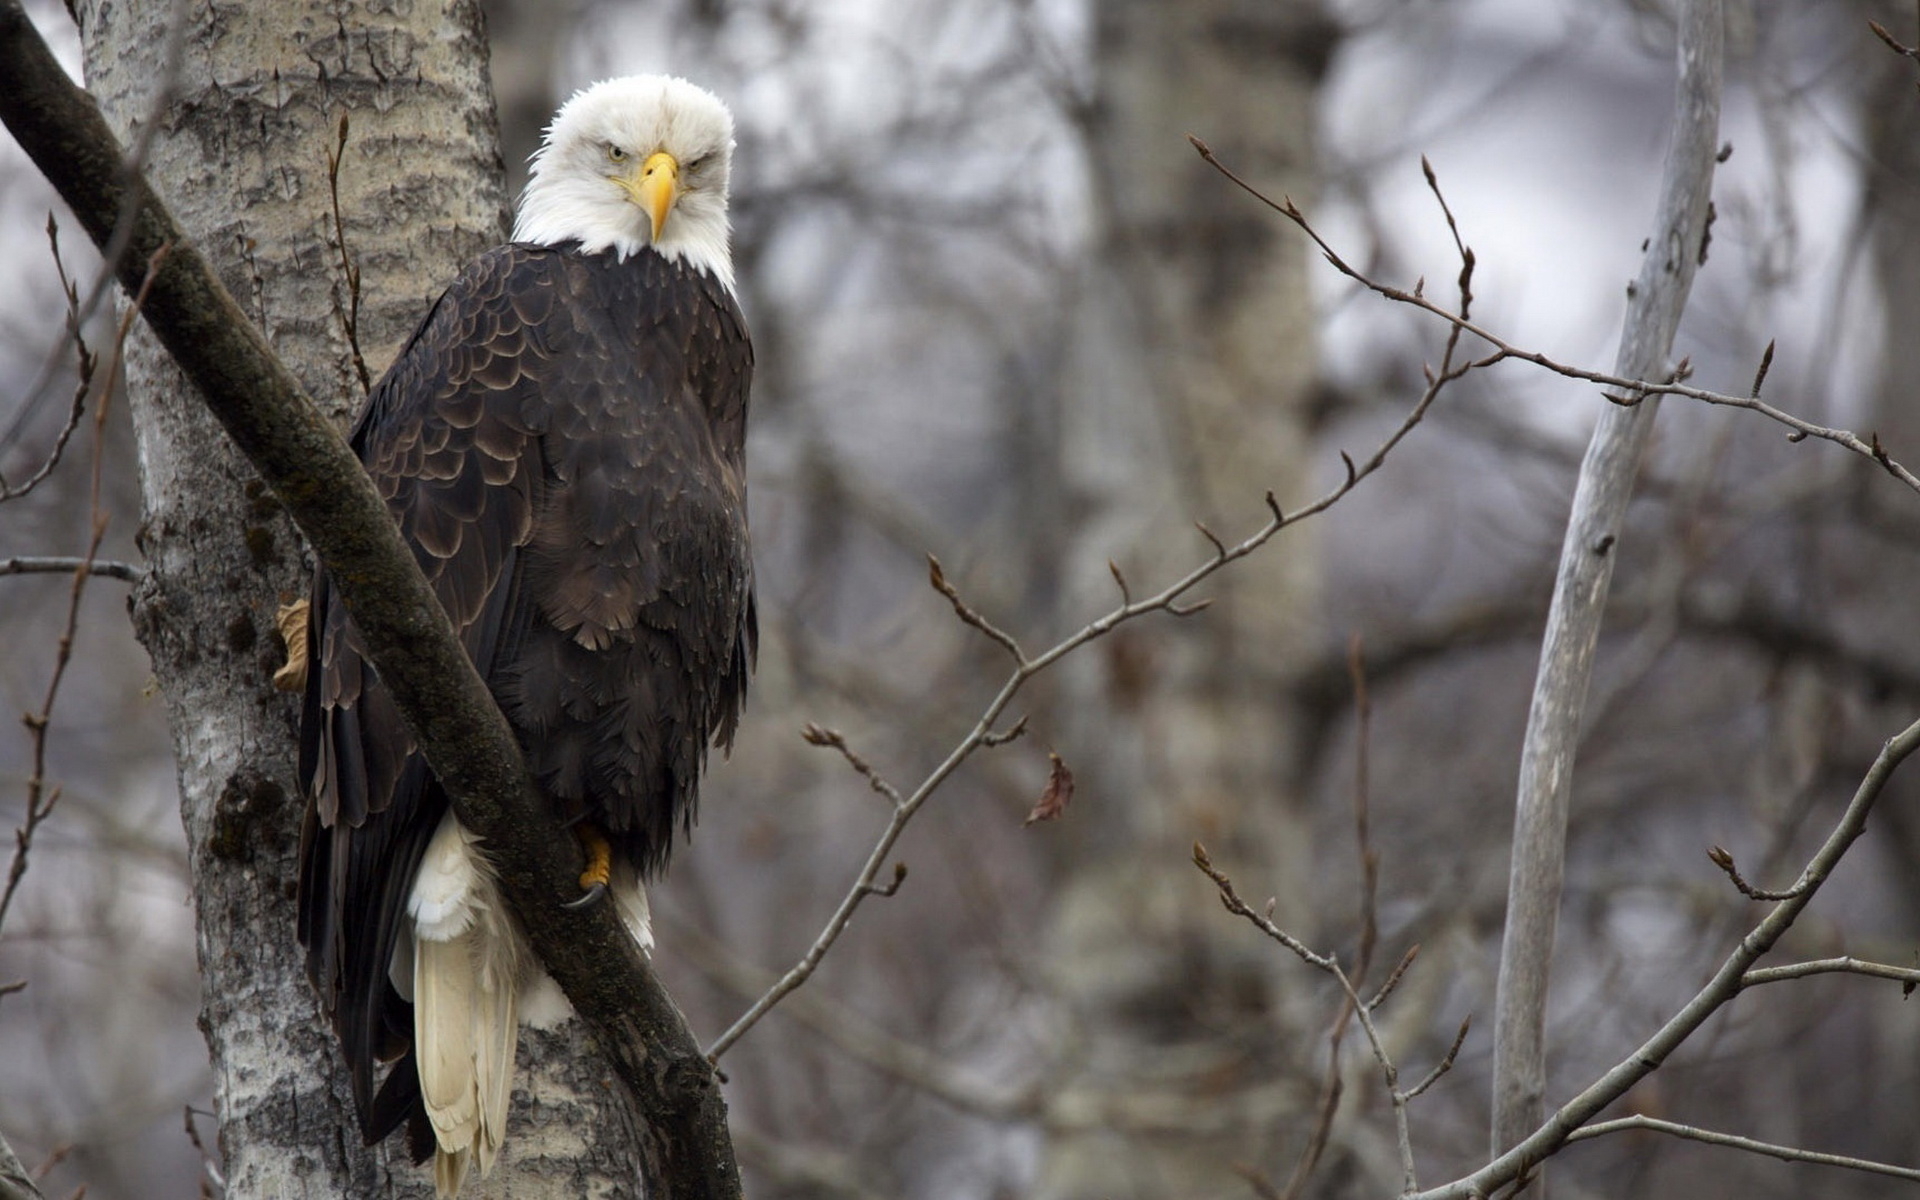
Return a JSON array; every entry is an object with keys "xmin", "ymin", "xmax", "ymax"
[
  {"xmin": 71, "ymin": 1, "xmax": 644, "ymax": 1193},
  {"xmin": 1490, "ymin": 0, "xmax": 1723, "ymax": 1176}
]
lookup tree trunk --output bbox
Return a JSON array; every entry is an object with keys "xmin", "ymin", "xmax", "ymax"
[
  {"xmin": 74, "ymin": 2, "xmax": 645, "ymax": 1192},
  {"xmin": 1039, "ymin": 2, "xmax": 1337, "ymax": 1195}
]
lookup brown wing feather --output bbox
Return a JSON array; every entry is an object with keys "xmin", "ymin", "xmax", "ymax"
[
  {"xmin": 502, "ymin": 249, "xmax": 754, "ymax": 874},
  {"xmin": 296, "ymin": 242, "xmax": 754, "ymax": 1151},
  {"xmin": 297, "ymin": 245, "xmax": 548, "ymax": 1134}
]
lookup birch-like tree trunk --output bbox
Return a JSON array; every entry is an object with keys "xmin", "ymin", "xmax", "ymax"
[
  {"xmin": 73, "ymin": 2, "xmax": 644, "ymax": 1192},
  {"xmin": 1040, "ymin": 2, "xmax": 1334, "ymax": 1194}
]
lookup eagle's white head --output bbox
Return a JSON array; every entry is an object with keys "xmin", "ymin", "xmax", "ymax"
[{"xmin": 513, "ymin": 75, "xmax": 737, "ymax": 290}]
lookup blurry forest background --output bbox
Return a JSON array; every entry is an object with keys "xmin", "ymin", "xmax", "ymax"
[{"xmin": 4, "ymin": 0, "xmax": 1920, "ymax": 1197}]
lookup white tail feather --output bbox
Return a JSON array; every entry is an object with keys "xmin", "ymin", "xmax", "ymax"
[
  {"xmin": 612, "ymin": 861, "xmax": 653, "ymax": 955},
  {"xmin": 409, "ymin": 814, "xmax": 521, "ymax": 1198},
  {"xmin": 402, "ymin": 817, "xmax": 658, "ymax": 1194}
]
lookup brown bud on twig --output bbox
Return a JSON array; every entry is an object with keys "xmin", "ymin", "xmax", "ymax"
[
  {"xmin": 1708, "ymin": 844, "xmax": 1804, "ymax": 902},
  {"xmin": 1749, "ymin": 340, "xmax": 1775, "ymax": 398},
  {"xmin": 1869, "ymin": 18, "xmax": 1920, "ymax": 60}
]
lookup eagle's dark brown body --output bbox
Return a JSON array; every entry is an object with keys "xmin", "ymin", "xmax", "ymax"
[{"xmin": 295, "ymin": 241, "xmax": 754, "ymax": 1154}]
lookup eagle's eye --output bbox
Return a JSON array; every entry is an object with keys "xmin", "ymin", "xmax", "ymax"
[{"xmin": 606, "ymin": 145, "xmax": 628, "ymax": 164}]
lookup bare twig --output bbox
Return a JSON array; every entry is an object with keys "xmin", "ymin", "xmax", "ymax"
[
  {"xmin": 1188, "ymin": 148, "xmax": 1920, "ymax": 498},
  {"xmin": 0, "ymin": 557, "xmax": 140, "ymax": 582},
  {"xmin": 1195, "ymin": 843, "xmax": 1457, "ymax": 1195},
  {"xmin": 0, "ymin": 217, "xmax": 95, "ymax": 504},
  {"xmin": 980, "ymin": 714, "xmax": 1029, "ymax": 747},
  {"xmin": 1267, "ymin": 637, "xmax": 1390, "ymax": 1198},
  {"xmin": 1491, "ymin": 0, "xmax": 1722, "ymax": 1165},
  {"xmin": 0, "ymin": 244, "xmax": 162, "ymax": 939},
  {"xmin": 1405, "ymin": 1017, "xmax": 1472, "ymax": 1103},
  {"xmin": 180, "ymin": 1106, "xmax": 225, "ymax": 1194},
  {"xmin": 1705, "ymin": 845, "xmax": 1805, "ymax": 901},
  {"xmin": 1193, "ymin": 843, "xmax": 1335, "ymax": 969},
  {"xmin": 1564, "ymin": 1114, "xmax": 1920, "ymax": 1182},
  {"xmin": 1420, "ymin": 155, "xmax": 1476, "ymax": 324},
  {"xmin": 800, "ymin": 723, "xmax": 906, "ymax": 809},
  {"xmin": 926, "ymin": 554, "xmax": 1026, "ymax": 664},
  {"xmin": 1739, "ymin": 956, "xmax": 1920, "ymax": 989},
  {"xmin": 324, "ymin": 111, "xmax": 371, "ymax": 395},
  {"xmin": 1278, "ymin": 635, "xmax": 1386, "ymax": 1199},
  {"xmin": 1367, "ymin": 945, "xmax": 1422, "ymax": 1013},
  {"xmin": 1869, "ymin": 18, "xmax": 1920, "ymax": 63}
]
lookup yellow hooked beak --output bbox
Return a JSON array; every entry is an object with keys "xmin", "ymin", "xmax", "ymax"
[{"xmin": 622, "ymin": 151, "xmax": 680, "ymax": 242}]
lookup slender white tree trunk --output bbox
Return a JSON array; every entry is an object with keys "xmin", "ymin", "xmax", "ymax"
[
  {"xmin": 74, "ymin": 2, "xmax": 645, "ymax": 1192},
  {"xmin": 1490, "ymin": 0, "xmax": 1722, "ymax": 1180}
]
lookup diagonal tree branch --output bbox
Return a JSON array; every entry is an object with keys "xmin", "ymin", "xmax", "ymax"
[
  {"xmin": 1490, "ymin": 0, "xmax": 1723, "ymax": 1174},
  {"xmin": 1411, "ymin": 711, "xmax": 1920, "ymax": 1199},
  {"xmin": 0, "ymin": 5, "xmax": 738, "ymax": 1196}
]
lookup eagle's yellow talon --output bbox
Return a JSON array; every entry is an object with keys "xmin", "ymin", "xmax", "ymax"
[{"xmin": 567, "ymin": 823, "xmax": 612, "ymax": 908}]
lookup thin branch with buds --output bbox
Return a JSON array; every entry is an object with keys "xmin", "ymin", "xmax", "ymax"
[
  {"xmin": 707, "ymin": 302, "xmax": 1469, "ymax": 1061},
  {"xmin": 1187, "ymin": 141, "xmax": 1920, "ymax": 500},
  {"xmin": 1193, "ymin": 843, "xmax": 1461, "ymax": 1196},
  {"xmin": 0, "ymin": 219, "xmax": 96, "ymax": 504},
  {"xmin": 1705, "ymin": 845, "xmax": 1806, "ymax": 901},
  {"xmin": 708, "ymin": 135, "xmax": 1504, "ymax": 1066},
  {"xmin": 1869, "ymin": 18, "xmax": 1920, "ymax": 65},
  {"xmin": 0, "ymin": 244, "xmax": 162, "ymax": 940},
  {"xmin": 324, "ymin": 112, "xmax": 372, "ymax": 396}
]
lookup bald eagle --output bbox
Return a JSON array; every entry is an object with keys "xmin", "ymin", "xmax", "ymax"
[{"xmin": 295, "ymin": 76, "xmax": 754, "ymax": 1195}]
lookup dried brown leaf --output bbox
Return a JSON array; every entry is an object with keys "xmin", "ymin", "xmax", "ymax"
[{"xmin": 1025, "ymin": 751, "xmax": 1075, "ymax": 826}]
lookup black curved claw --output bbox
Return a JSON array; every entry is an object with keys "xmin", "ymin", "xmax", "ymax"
[{"xmin": 562, "ymin": 881, "xmax": 608, "ymax": 910}]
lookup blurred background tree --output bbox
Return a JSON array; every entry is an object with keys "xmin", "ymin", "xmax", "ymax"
[{"xmin": 3, "ymin": 0, "xmax": 1920, "ymax": 1197}]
